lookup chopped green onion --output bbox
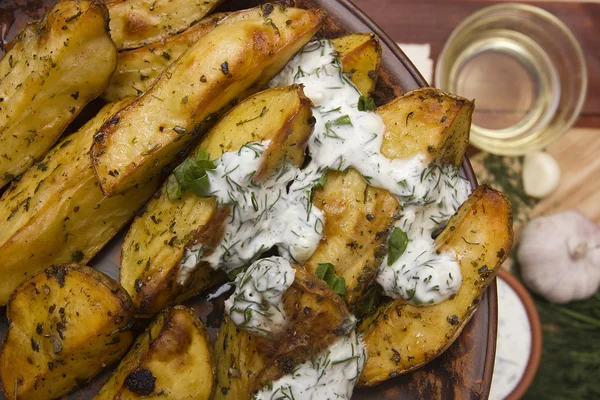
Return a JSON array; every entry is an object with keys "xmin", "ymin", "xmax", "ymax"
[
  {"xmin": 166, "ymin": 175, "xmax": 182, "ymax": 200},
  {"xmin": 315, "ymin": 263, "xmax": 346, "ymax": 296},
  {"xmin": 314, "ymin": 169, "xmax": 328, "ymax": 190},
  {"xmin": 328, "ymin": 114, "xmax": 353, "ymax": 127},
  {"xmin": 358, "ymin": 95, "xmax": 376, "ymax": 111},
  {"xmin": 387, "ymin": 227, "xmax": 408, "ymax": 266},
  {"xmin": 167, "ymin": 150, "xmax": 216, "ymax": 201}
]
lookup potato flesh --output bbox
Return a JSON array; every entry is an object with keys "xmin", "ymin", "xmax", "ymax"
[
  {"xmin": 0, "ymin": 0, "xmax": 117, "ymax": 187},
  {"xmin": 358, "ymin": 186, "xmax": 513, "ymax": 386},
  {"xmin": 120, "ymin": 85, "xmax": 314, "ymax": 316},
  {"xmin": 0, "ymin": 265, "xmax": 134, "ymax": 400},
  {"xmin": 214, "ymin": 267, "xmax": 352, "ymax": 399},
  {"xmin": 95, "ymin": 306, "xmax": 214, "ymax": 400},
  {"xmin": 105, "ymin": 0, "xmax": 223, "ymax": 50},
  {"xmin": 91, "ymin": 5, "xmax": 325, "ymax": 196},
  {"xmin": 0, "ymin": 100, "xmax": 160, "ymax": 305}
]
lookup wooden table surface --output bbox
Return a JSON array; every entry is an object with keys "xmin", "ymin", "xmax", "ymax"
[
  {"xmin": 351, "ymin": 0, "xmax": 600, "ymax": 128},
  {"xmin": 351, "ymin": 0, "xmax": 600, "ymax": 225}
]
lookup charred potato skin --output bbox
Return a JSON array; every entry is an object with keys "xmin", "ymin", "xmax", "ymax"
[
  {"xmin": 105, "ymin": 0, "xmax": 223, "ymax": 50},
  {"xmin": 0, "ymin": 100, "xmax": 160, "ymax": 305},
  {"xmin": 0, "ymin": 264, "xmax": 134, "ymax": 400},
  {"xmin": 214, "ymin": 267, "xmax": 353, "ymax": 399},
  {"xmin": 120, "ymin": 85, "xmax": 314, "ymax": 316},
  {"xmin": 357, "ymin": 185, "xmax": 513, "ymax": 386},
  {"xmin": 91, "ymin": 4, "xmax": 326, "ymax": 196},
  {"xmin": 0, "ymin": 0, "xmax": 117, "ymax": 187},
  {"xmin": 95, "ymin": 306, "xmax": 214, "ymax": 400}
]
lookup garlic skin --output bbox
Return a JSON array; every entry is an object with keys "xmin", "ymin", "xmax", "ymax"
[{"xmin": 518, "ymin": 210, "xmax": 600, "ymax": 304}]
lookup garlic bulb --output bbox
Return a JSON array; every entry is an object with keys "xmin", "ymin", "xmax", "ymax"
[{"xmin": 518, "ymin": 210, "xmax": 600, "ymax": 304}]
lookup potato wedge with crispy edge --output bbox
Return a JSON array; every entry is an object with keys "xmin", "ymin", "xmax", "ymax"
[
  {"xmin": 95, "ymin": 305, "xmax": 214, "ymax": 400},
  {"xmin": 104, "ymin": 21, "xmax": 378, "ymax": 102},
  {"xmin": 103, "ymin": 12, "xmax": 230, "ymax": 102},
  {"xmin": 91, "ymin": 4, "xmax": 325, "ymax": 196},
  {"xmin": 120, "ymin": 84, "xmax": 314, "ymax": 316},
  {"xmin": 378, "ymin": 87, "xmax": 474, "ymax": 166},
  {"xmin": 304, "ymin": 88, "xmax": 474, "ymax": 314},
  {"xmin": 214, "ymin": 266, "xmax": 353, "ymax": 399},
  {"xmin": 331, "ymin": 33, "xmax": 381, "ymax": 96},
  {"xmin": 105, "ymin": 0, "xmax": 222, "ymax": 50},
  {"xmin": 0, "ymin": 100, "xmax": 160, "ymax": 305},
  {"xmin": 0, "ymin": 0, "xmax": 117, "ymax": 188},
  {"xmin": 0, "ymin": 264, "xmax": 134, "ymax": 400},
  {"xmin": 357, "ymin": 185, "xmax": 513, "ymax": 386}
]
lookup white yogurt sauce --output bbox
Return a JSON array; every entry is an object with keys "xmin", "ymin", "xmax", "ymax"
[
  {"xmin": 224, "ymin": 257, "xmax": 295, "ymax": 338},
  {"xmin": 253, "ymin": 327, "xmax": 366, "ymax": 400},
  {"xmin": 489, "ymin": 278, "xmax": 532, "ymax": 400},
  {"xmin": 177, "ymin": 141, "xmax": 324, "ymax": 282},
  {"xmin": 269, "ymin": 40, "xmax": 470, "ymax": 305},
  {"xmin": 178, "ymin": 39, "xmax": 470, "ymax": 304}
]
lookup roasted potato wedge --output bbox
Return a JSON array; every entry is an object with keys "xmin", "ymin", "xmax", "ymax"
[
  {"xmin": 0, "ymin": 264, "xmax": 134, "ymax": 400},
  {"xmin": 105, "ymin": 0, "xmax": 222, "ymax": 50},
  {"xmin": 331, "ymin": 33, "xmax": 381, "ymax": 96},
  {"xmin": 305, "ymin": 88, "xmax": 474, "ymax": 312},
  {"xmin": 121, "ymin": 84, "xmax": 314, "ymax": 316},
  {"xmin": 91, "ymin": 4, "xmax": 325, "ymax": 196},
  {"xmin": 95, "ymin": 306, "xmax": 214, "ymax": 400},
  {"xmin": 378, "ymin": 87, "xmax": 474, "ymax": 166},
  {"xmin": 305, "ymin": 169, "xmax": 399, "ymax": 314},
  {"xmin": 103, "ymin": 13, "xmax": 230, "ymax": 102},
  {"xmin": 0, "ymin": 0, "xmax": 117, "ymax": 187},
  {"xmin": 214, "ymin": 266, "xmax": 353, "ymax": 399},
  {"xmin": 104, "ymin": 28, "xmax": 379, "ymax": 103},
  {"xmin": 0, "ymin": 100, "xmax": 160, "ymax": 305},
  {"xmin": 357, "ymin": 185, "xmax": 513, "ymax": 386}
]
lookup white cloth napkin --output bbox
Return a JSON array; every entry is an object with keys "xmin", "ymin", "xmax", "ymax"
[{"xmin": 397, "ymin": 43, "xmax": 434, "ymax": 84}]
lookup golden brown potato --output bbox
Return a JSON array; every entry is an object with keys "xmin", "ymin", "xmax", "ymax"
[
  {"xmin": 0, "ymin": 264, "xmax": 134, "ymax": 400},
  {"xmin": 0, "ymin": 99, "xmax": 160, "ymax": 305},
  {"xmin": 0, "ymin": 0, "xmax": 117, "ymax": 187},
  {"xmin": 357, "ymin": 185, "xmax": 513, "ymax": 386},
  {"xmin": 331, "ymin": 33, "xmax": 381, "ymax": 96},
  {"xmin": 105, "ymin": 0, "xmax": 222, "ymax": 50},
  {"xmin": 214, "ymin": 266, "xmax": 353, "ymax": 399},
  {"xmin": 120, "ymin": 85, "xmax": 314, "ymax": 316},
  {"xmin": 103, "ymin": 12, "xmax": 229, "ymax": 102},
  {"xmin": 304, "ymin": 169, "xmax": 399, "ymax": 314},
  {"xmin": 304, "ymin": 88, "xmax": 474, "ymax": 313},
  {"xmin": 104, "ymin": 28, "xmax": 380, "ymax": 103},
  {"xmin": 91, "ymin": 4, "xmax": 325, "ymax": 196},
  {"xmin": 95, "ymin": 306, "xmax": 214, "ymax": 400},
  {"xmin": 378, "ymin": 87, "xmax": 474, "ymax": 166}
]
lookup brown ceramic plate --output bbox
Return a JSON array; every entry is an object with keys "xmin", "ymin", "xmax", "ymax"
[{"xmin": 0, "ymin": 1, "xmax": 497, "ymax": 399}]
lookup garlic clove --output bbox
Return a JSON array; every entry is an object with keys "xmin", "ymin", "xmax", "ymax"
[{"xmin": 522, "ymin": 151, "xmax": 561, "ymax": 198}]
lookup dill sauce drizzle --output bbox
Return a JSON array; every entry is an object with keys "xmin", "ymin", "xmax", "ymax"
[
  {"xmin": 269, "ymin": 40, "xmax": 471, "ymax": 305},
  {"xmin": 176, "ymin": 39, "xmax": 471, "ymax": 399}
]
